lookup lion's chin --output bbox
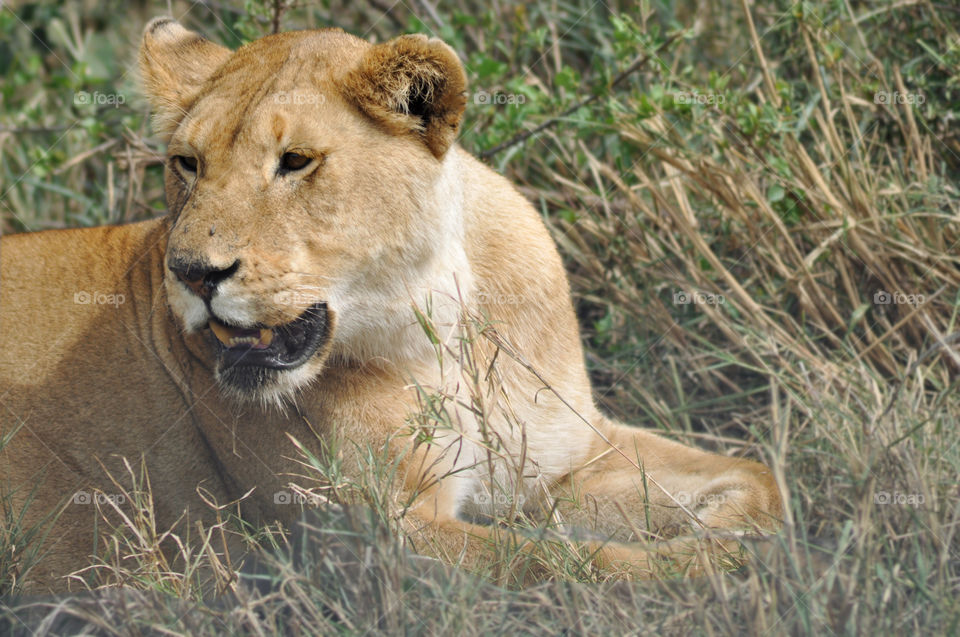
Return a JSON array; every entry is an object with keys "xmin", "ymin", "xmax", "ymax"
[{"xmin": 214, "ymin": 360, "xmax": 327, "ymax": 409}]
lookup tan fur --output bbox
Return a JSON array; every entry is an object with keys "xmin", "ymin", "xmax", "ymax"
[{"xmin": 0, "ymin": 18, "xmax": 782, "ymax": 592}]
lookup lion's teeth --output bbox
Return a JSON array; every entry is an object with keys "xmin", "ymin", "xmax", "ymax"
[
  {"xmin": 259, "ymin": 328, "xmax": 274, "ymax": 347},
  {"xmin": 209, "ymin": 320, "xmax": 235, "ymax": 345},
  {"xmin": 209, "ymin": 322, "xmax": 275, "ymax": 349}
]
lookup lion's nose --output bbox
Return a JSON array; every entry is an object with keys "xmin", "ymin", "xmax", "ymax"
[{"xmin": 168, "ymin": 257, "xmax": 239, "ymax": 300}]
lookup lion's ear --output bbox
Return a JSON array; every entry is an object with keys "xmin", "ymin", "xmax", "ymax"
[
  {"xmin": 138, "ymin": 17, "xmax": 232, "ymax": 140},
  {"xmin": 343, "ymin": 34, "xmax": 467, "ymax": 158}
]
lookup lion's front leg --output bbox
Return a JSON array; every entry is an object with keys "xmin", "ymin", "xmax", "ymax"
[
  {"xmin": 541, "ymin": 418, "xmax": 783, "ymax": 574},
  {"xmin": 396, "ymin": 482, "xmax": 748, "ymax": 580}
]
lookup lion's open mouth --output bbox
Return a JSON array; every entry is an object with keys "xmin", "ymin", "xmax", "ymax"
[{"xmin": 207, "ymin": 302, "xmax": 329, "ymax": 371}]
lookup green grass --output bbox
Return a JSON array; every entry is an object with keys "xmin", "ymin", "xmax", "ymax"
[{"xmin": 2, "ymin": 0, "xmax": 959, "ymax": 634}]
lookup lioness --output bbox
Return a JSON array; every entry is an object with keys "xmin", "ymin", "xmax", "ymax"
[{"xmin": 0, "ymin": 18, "xmax": 782, "ymax": 592}]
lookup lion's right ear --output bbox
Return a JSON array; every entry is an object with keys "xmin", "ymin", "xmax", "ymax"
[
  {"xmin": 138, "ymin": 17, "xmax": 232, "ymax": 140},
  {"xmin": 342, "ymin": 34, "xmax": 467, "ymax": 159}
]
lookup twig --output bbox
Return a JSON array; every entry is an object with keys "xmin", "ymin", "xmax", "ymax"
[
  {"xmin": 417, "ymin": 0, "xmax": 444, "ymax": 29},
  {"xmin": 271, "ymin": 0, "xmax": 286, "ymax": 34},
  {"xmin": 0, "ymin": 125, "xmax": 72, "ymax": 133},
  {"xmin": 740, "ymin": 0, "xmax": 780, "ymax": 107},
  {"xmin": 479, "ymin": 33, "xmax": 681, "ymax": 160},
  {"xmin": 53, "ymin": 138, "xmax": 119, "ymax": 175}
]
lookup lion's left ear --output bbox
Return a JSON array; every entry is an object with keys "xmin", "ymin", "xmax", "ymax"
[
  {"xmin": 139, "ymin": 17, "xmax": 232, "ymax": 140},
  {"xmin": 342, "ymin": 34, "xmax": 467, "ymax": 158}
]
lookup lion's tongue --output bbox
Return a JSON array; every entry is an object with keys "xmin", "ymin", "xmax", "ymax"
[{"xmin": 209, "ymin": 321, "xmax": 274, "ymax": 349}]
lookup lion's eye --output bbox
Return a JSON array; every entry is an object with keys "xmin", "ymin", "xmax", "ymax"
[
  {"xmin": 175, "ymin": 155, "xmax": 198, "ymax": 173},
  {"xmin": 279, "ymin": 152, "xmax": 311, "ymax": 172}
]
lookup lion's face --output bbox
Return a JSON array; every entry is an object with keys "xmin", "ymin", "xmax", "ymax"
[{"xmin": 139, "ymin": 20, "xmax": 468, "ymax": 404}]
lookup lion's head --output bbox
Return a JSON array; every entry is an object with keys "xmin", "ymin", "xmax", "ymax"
[{"xmin": 139, "ymin": 19, "xmax": 471, "ymax": 405}]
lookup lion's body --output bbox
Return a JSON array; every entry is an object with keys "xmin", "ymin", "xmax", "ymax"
[{"xmin": 0, "ymin": 20, "xmax": 781, "ymax": 591}]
